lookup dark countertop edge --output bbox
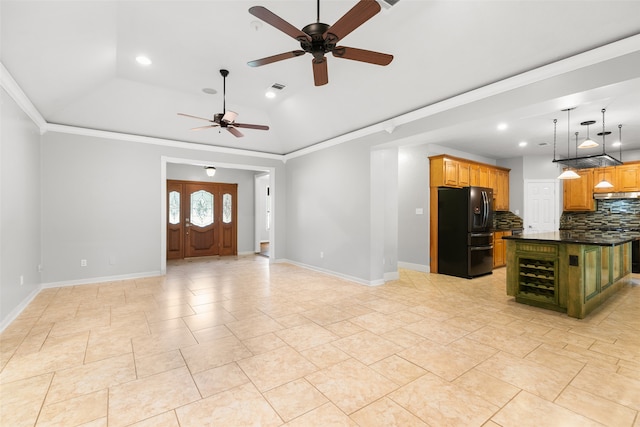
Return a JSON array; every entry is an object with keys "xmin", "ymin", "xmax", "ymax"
[
  {"xmin": 503, "ymin": 233, "xmax": 638, "ymax": 247},
  {"xmin": 492, "ymin": 227, "xmax": 523, "ymax": 231}
]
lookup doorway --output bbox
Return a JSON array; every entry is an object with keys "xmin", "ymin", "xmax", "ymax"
[
  {"xmin": 167, "ymin": 180, "xmax": 237, "ymax": 259},
  {"xmin": 523, "ymin": 179, "xmax": 559, "ymax": 233}
]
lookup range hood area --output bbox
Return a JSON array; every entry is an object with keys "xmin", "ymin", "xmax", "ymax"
[{"xmin": 594, "ymin": 191, "xmax": 640, "ymax": 200}]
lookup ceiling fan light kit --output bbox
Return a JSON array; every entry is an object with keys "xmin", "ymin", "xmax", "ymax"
[
  {"xmin": 248, "ymin": 0, "xmax": 393, "ymax": 86},
  {"xmin": 177, "ymin": 69, "xmax": 269, "ymax": 138}
]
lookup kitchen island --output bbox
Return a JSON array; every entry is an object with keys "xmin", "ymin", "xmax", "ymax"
[{"xmin": 503, "ymin": 230, "xmax": 636, "ymax": 318}]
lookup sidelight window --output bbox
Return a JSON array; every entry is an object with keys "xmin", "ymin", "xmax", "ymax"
[
  {"xmin": 223, "ymin": 193, "xmax": 232, "ymax": 224},
  {"xmin": 169, "ymin": 191, "xmax": 180, "ymax": 224}
]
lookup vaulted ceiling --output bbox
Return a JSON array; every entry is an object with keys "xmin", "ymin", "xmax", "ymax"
[{"xmin": 2, "ymin": 1, "xmax": 640, "ymax": 159}]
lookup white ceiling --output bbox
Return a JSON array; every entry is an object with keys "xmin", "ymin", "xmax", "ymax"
[{"xmin": 2, "ymin": 0, "xmax": 640, "ymax": 159}]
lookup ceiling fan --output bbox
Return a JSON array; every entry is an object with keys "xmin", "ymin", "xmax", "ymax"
[
  {"xmin": 247, "ymin": 0, "xmax": 393, "ymax": 86},
  {"xmin": 177, "ymin": 69, "xmax": 269, "ymax": 137}
]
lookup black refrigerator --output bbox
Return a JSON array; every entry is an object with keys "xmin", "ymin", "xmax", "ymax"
[{"xmin": 438, "ymin": 186, "xmax": 494, "ymax": 278}]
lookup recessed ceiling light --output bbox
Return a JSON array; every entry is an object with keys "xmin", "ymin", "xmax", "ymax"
[
  {"xmin": 497, "ymin": 123, "xmax": 508, "ymax": 131},
  {"xmin": 202, "ymin": 88, "xmax": 217, "ymax": 95},
  {"xmin": 519, "ymin": 141, "xmax": 527, "ymax": 147},
  {"xmin": 612, "ymin": 141, "xmax": 621, "ymax": 147},
  {"xmin": 265, "ymin": 91, "xmax": 276, "ymax": 99},
  {"xmin": 136, "ymin": 55, "xmax": 152, "ymax": 66}
]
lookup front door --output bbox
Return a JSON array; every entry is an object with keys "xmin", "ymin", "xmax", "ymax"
[{"xmin": 167, "ymin": 180, "xmax": 237, "ymax": 259}]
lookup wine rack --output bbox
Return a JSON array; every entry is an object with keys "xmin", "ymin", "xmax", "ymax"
[{"xmin": 517, "ymin": 258, "xmax": 556, "ymax": 303}]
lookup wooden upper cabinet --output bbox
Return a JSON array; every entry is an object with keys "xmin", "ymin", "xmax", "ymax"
[
  {"xmin": 430, "ymin": 156, "xmax": 470, "ymax": 188},
  {"xmin": 458, "ymin": 162, "xmax": 470, "ymax": 187},
  {"xmin": 494, "ymin": 169, "xmax": 510, "ymax": 211},
  {"xmin": 617, "ymin": 163, "xmax": 640, "ymax": 191},
  {"xmin": 563, "ymin": 169, "xmax": 595, "ymax": 211},
  {"xmin": 593, "ymin": 167, "xmax": 617, "ymax": 193}
]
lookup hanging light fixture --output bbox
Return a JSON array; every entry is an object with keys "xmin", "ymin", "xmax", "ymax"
[
  {"xmin": 578, "ymin": 120, "xmax": 598, "ymax": 149},
  {"xmin": 594, "ymin": 109, "xmax": 614, "ymax": 189},
  {"xmin": 555, "ymin": 109, "xmax": 580, "ymax": 180},
  {"xmin": 205, "ymin": 166, "xmax": 216, "ymax": 177}
]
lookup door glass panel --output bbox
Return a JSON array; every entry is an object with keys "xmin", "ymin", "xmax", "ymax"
[
  {"xmin": 191, "ymin": 190, "xmax": 214, "ymax": 227},
  {"xmin": 223, "ymin": 193, "xmax": 232, "ymax": 224},
  {"xmin": 169, "ymin": 191, "xmax": 180, "ymax": 225}
]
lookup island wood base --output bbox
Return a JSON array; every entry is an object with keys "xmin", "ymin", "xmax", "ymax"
[{"xmin": 506, "ymin": 239, "xmax": 632, "ymax": 319}]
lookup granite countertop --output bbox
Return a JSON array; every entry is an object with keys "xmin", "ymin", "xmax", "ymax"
[{"xmin": 502, "ymin": 230, "xmax": 639, "ymax": 246}]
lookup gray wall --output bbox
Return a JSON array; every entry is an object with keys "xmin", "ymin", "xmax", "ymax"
[
  {"xmin": 1, "ymin": 88, "xmax": 42, "ymax": 325},
  {"xmin": 40, "ymin": 131, "xmax": 284, "ymax": 286},
  {"xmin": 166, "ymin": 163, "xmax": 257, "ymax": 254},
  {"xmin": 255, "ymin": 174, "xmax": 270, "ymax": 243}
]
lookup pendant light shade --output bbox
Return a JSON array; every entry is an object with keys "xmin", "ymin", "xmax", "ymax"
[
  {"xmin": 594, "ymin": 179, "xmax": 614, "ymax": 189},
  {"xmin": 578, "ymin": 120, "xmax": 598, "ymax": 149},
  {"xmin": 558, "ymin": 169, "xmax": 581, "ymax": 179}
]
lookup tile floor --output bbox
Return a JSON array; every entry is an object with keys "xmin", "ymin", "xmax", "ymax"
[{"xmin": 1, "ymin": 255, "xmax": 639, "ymax": 426}]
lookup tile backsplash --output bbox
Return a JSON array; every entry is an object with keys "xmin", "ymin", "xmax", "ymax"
[
  {"xmin": 494, "ymin": 210, "xmax": 523, "ymax": 230},
  {"xmin": 560, "ymin": 199, "xmax": 640, "ymax": 230}
]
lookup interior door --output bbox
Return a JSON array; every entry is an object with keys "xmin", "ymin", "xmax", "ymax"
[
  {"xmin": 185, "ymin": 183, "xmax": 219, "ymax": 257},
  {"xmin": 524, "ymin": 180, "xmax": 558, "ymax": 233}
]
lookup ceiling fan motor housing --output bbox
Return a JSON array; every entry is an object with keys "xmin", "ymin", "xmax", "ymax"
[{"xmin": 301, "ymin": 22, "xmax": 334, "ymax": 59}]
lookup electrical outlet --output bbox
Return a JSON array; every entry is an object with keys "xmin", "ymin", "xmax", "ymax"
[
  {"xmin": 320, "ymin": 252, "xmax": 324, "ymax": 259},
  {"xmin": 20, "ymin": 275, "xmax": 24, "ymax": 286},
  {"xmin": 80, "ymin": 259, "xmax": 87, "ymax": 267}
]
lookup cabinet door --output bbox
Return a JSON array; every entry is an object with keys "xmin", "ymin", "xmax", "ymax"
[
  {"xmin": 563, "ymin": 169, "xmax": 595, "ymax": 211},
  {"xmin": 593, "ymin": 167, "xmax": 617, "ymax": 193},
  {"xmin": 458, "ymin": 162, "xmax": 470, "ymax": 186},
  {"xmin": 617, "ymin": 164, "xmax": 640, "ymax": 191},
  {"xmin": 444, "ymin": 159, "xmax": 459, "ymax": 186},
  {"xmin": 493, "ymin": 231, "xmax": 505, "ymax": 267},
  {"xmin": 496, "ymin": 170, "xmax": 509, "ymax": 210},
  {"xmin": 478, "ymin": 166, "xmax": 489, "ymax": 188}
]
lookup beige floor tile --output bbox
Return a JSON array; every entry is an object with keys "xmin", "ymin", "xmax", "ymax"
[
  {"xmin": 305, "ymin": 358, "xmax": 398, "ymax": 414},
  {"xmin": 243, "ymin": 332, "xmax": 288, "ymax": 354},
  {"xmin": 555, "ymin": 385, "xmax": 637, "ymax": 426},
  {"xmin": 37, "ymin": 389, "xmax": 107, "ymax": 427},
  {"xmin": 125, "ymin": 411, "xmax": 179, "ymax": 427},
  {"xmin": 108, "ymin": 367, "xmax": 200, "ymax": 427},
  {"xmin": 349, "ymin": 312, "xmax": 407, "ymax": 335},
  {"xmin": 369, "ymin": 355, "xmax": 426, "ymax": 386},
  {"xmin": 46, "ymin": 353, "xmax": 135, "ymax": 404},
  {"xmin": 476, "ymin": 351, "xmax": 575, "ymax": 401},
  {"xmin": 285, "ymin": 402, "xmax": 359, "ymax": 427},
  {"xmin": 524, "ymin": 345, "xmax": 585, "ymax": 376},
  {"xmin": 403, "ymin": 318, "xmax": 471, "ymax": 345},
  {"xmin": 238, "ymin": 345, "xmax": 317, "ymax": 392},
  {"xmin": 390, "ymin": 372, "xmax": 498, "ymax": 426},
  {"xmin": 381, "ymin": 328, "xmax": 425, "ymax": 348},
  {"xmin": 275, "ymin": 323, "xmax": 339, "ymax": 352},
  {"xmin": 182, "ymin": 310, "xmax": 237, "ymax": 332},
  {"xmin": 398, "ymin": 339, "xmax": 478, "ymax": 381},
  {"xmin": 332, "ymin": 330, "xmax": 402, "ymax": 365},
  {"xmin": 350, "ymin": 397, "xmax": 428, "ymax": 427},
  {"xmin": 0, "ymin": 373, "xmax": 52, "ymax": 427},
  {"xmin": 570, "ymin": 364, "xmax": 640, "ymax": 411},
  {"xmin": 264, "ymin": 378, "xmax": 328, "ymax": 421},
  {"xmin": 0, "ymin": 332, "xmax": 88, "ymax": 383},
  {"xmin": 131, "ymin": 327, "xmax": 197, "ymax": 358},
  {"xmin": 466, "ymin": 324, "xmax": 542, "ymax": 357},
  {"xmin": 492, "ymin": 391, "xmax": 603, "ymax": 426},
  {"xmin": 191, "ymin": 324, "xmax": 233, "ymax": 343},
  {"xmin": 192, "ymin": 362, "xmax": 250, "ymax": 398},
  {"xmin": 181, "ymin": 335, "xmax": 252, "ymax": 374},
  {"xmin": 135, "ymin": 350, "xmax": 185, "ymax": 378},
  {"xmin": 225, "ymin": 314, "xmax": 284, "ymax": 340},
  {"xmin": 324, "ymin": 320, "xmax": 365, "ymax": 338},
  {"xmin": 175, "ymin": 382, "xmax": 282, "ymax": 427},
  {"xmin": 301, "ymin": 306, "xmax": 354, "ymax": 326},
  {"xmin": 452, "ymin": 368, "xmax": 520, "ymax": 407},
  {"xmin": 300, "ymin": 342, "xmax": 351, "ymax": 369}
]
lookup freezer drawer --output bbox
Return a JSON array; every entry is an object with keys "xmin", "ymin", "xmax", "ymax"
[{"xmin": 468, "ymin": 245, "xmax": 493, "ymax": 277}]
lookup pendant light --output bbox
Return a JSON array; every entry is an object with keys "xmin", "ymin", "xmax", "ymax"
[
  {"xmin": 578, "ymin": 119, "xmax": 599, "ymax": 149},
  {"xmin": 556, "ymin": 109, "xmax": 580, "ymax": 180},
  {"xmin": 594, "ymin": 109, "xmax": 613, "ymax": 189}
]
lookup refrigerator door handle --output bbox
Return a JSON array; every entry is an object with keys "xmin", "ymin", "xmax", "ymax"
[
  {"xmin": 481, "ymin": 191, "xmax": 489, "ymax": 228},
  {"xmin": 470, "ymin": 245, "xmax": 493, "ymax": 251},
  {"xmin": 470, "ymin": 232, "xmax": 493, "ymax": 237}
]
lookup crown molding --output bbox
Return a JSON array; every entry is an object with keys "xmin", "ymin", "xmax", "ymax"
[{"xmin": 0, "ymin": 62, "xmax": 47, "ymax": 133}]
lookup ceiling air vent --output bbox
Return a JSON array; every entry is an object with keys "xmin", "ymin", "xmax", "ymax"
[
  {"xmin": 271, "ymin": 83, "xmax": 285, "ymax": 91},
  {"xmin": 378, "ymin": 0, "xmax": 399, "ymax": 9}
]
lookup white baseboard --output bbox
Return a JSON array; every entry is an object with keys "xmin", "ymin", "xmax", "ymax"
[
  {"xmin": 398, "ymin": 261, "xmax": 430, "ymax": 273},
  {"xmin": 0, "ymin": 287, "xmax": 41, "ymax": 333},
  {"xmin": 276, "ymin": 259, "xmax": 389, "ymax": 286},
  {"xmin": 40, "ymin": 270, "xmax": 164, "ymax": 289}
]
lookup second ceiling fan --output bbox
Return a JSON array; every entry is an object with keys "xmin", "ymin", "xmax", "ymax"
[
  {"xmin": 178, "ymin": 69, "xmax": 269, "ymax": 138},
  {"xmin": 248, "ymin": 0, "xmax": 393, "ymax": 86}
]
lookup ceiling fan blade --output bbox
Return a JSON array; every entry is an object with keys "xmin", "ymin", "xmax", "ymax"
[
  {"xmin": 323, "ymin": 0, "xmax": 381, "ymax": 42},
  {"xmin": 234, "ymin": 123, "xmax": 270, "ymax": 131},
  {"xmin": 332, "ymin": 46, "xmax": 393, "ymax": 65},
  {"xmin": 312, "ymin": 58, "xmax": 328, "ymax": 86},
  {"xmin": 249, "ymin": 6, "xmax": 311, "ymax": 42},
  {"xmin": 190, "ymin": 125, "xmax": 219, "ymax": 131},
  {"xmin": 178, "ymin": 113, "xmax": 214, "ymax": 122},
  {"xmin": 227, "ymin": 127, "xmax": 244, "ymax": 138},
  {"xmin": 248, "ymin": 50, "xmax": 306, "ymax": 67}
]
